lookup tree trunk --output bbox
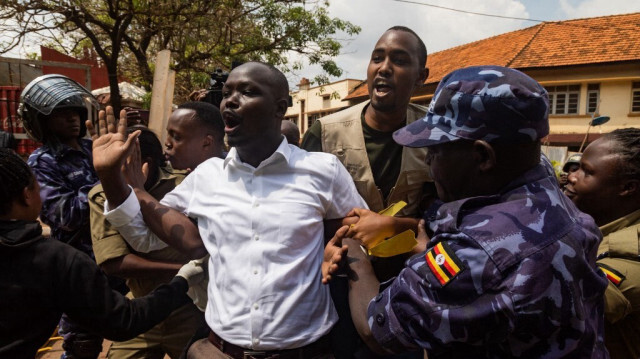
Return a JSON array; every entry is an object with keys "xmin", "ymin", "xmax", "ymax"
[{"xmin": 106, "ymin": 64, "xmax": 122, "ymax": 113}]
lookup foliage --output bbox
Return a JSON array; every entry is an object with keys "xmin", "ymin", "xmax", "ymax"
[
  {"xmin": 141, "ymin": 91, "xmax": 152, "ymax": 110},
  {"xmin": 0, "ymin": 0, "xmax": 360, "ymax": 107},
  {"xmin": 550, "ymin": 160, "xmax": 563, "ymax": 178}
]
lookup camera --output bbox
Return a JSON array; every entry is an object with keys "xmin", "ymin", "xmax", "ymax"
[
  {"xmin": 202, "ymin": 68, "xmax": 229, "ymax": 109},
  {"xmin": 200, "ymin": 62, "xmax": 293, "ymax": 108}
]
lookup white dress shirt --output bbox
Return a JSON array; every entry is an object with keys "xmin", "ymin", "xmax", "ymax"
[{"xmin": 105, "ymin": 139, "xmax": 367, "ymax": 350}]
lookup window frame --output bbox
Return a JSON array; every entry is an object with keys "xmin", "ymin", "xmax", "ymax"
[
  {"xmin": 546, "ymin": 85, "xmax": 580, "ymax": 115},
  {"xmin": 632, "ymin": 82, "xmax": 640, "ymax": 113},
  {"xmin": 586, "ymin": 83, "xmax": 600, "ymax": 115}
]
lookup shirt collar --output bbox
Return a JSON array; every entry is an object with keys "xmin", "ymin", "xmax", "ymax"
[
  {"xmin": 52, "ymin": 138, "xmax": 92, "ymax": 160},
  {"xmin": 148, "ymin": 165, "xmax": 185, "ymax": 191},
  {"xmin": 432, "ymin": 164, "xmax": 550, "ymax": 232},
  {"xmin": 600, "ymin": 208, "xmax": 640, "ymax": 236},
  {"xmin": 223, "ymin": 136, "xmax": 291, "ymax": 170}
]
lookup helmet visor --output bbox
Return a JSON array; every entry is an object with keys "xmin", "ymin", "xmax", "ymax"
[{"xmin": 20, "ymin": 74, "xmax": 98, "ymax": 116}]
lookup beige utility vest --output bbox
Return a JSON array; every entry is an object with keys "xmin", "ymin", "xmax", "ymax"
[{"xmin": 319, "ymin": 101, "xmax": 431, "ymax": 217}]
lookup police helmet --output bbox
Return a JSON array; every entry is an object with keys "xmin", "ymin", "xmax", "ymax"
[
  {"xmin": 18, "ymin": 74, "xmax": 98, "ymax": 142},
  {"xmin": 562, "ymin": 153, "xmax": 582, "ymax": 172}
]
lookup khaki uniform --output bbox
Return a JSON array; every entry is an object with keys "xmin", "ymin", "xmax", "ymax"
[
  {"xmin": 318, "ymin": 100, "xmax": 431, "ymax": 217},
  {"xmin": 597, "ymin": 209, "xmax": 640, "ymax": 359},
  {"xmin": 89, "ymin": 167, "xmax": 205, "ymax": 359}
]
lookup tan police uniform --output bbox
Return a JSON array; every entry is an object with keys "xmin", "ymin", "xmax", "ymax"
[
  {"xmin": 89, "ymin": 166, "xmax": 205, "ymax": 359},
  {"xmin": 596, "ymin": 208, "xmax": 640, "ymax": 359}
]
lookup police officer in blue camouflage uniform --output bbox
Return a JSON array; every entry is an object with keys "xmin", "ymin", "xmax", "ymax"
[{"xmin": 323, "ymin": 65, "xmax": 609, "ymax": 358}]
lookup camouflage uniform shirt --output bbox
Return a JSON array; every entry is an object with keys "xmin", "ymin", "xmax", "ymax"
[
  {"xmin": 368, "ymin": 163, "xmax": 609, "ymax": 358},
  {"xmin": 27, "ymin": 138, "xmax": 98, "ymax": 256}
]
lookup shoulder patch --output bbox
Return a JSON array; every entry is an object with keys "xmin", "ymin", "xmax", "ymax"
[
  {"xmin": 597, "ymin": 263, "xmax": 625, "ymax": 287},
  {"xmin": 425, "ymin": 241, "xmax": 465, "ymax": 286}
]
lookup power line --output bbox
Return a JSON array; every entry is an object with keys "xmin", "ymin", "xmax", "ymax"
[{"xmin": 391, "ymin": 0, "xmax": 547, "ymax": 23}]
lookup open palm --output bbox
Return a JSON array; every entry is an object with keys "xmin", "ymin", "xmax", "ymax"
[{"xmin": 87, "ymin": 106, "xmax": 139, "ymax": 174}]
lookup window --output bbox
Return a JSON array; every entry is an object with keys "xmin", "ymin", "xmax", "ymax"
[
  {"xmin": 308, "ymin": 113, "xmax": 320, "ymax": 127},
  {"xmin": 586, "ymin": 84, "xmax": 600, "ymax": 114},
  {"xmin": 546, "ymin": 85, "xmax": 580, "ymax": 115},
  {"xmin": 284, "ymin": 115, "xmax": 298, "ymax": 126},
  {"xmin": 322, "ymin": 94, "xmax": 331, "ymax": 109},
  {"xmin": 632, "ymin": 82, "xmax": 640, "ymax": 113}
]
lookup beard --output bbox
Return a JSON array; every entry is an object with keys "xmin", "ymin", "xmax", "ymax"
[{"xmin": 369, "ymin": 98, "xmax": 397, "ymax": 113}]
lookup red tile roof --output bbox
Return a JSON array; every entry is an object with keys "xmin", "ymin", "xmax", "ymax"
[{"xmin": 345, "ymin": 12, "xmax": 640, "ymax": 101}]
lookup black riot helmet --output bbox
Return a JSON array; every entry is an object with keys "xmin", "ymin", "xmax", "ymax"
[{"xmin": 18, "ymin": 74, "xmax": 98, "ymax": 143}]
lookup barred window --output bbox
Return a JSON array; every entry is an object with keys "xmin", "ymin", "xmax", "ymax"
[
  {"xmin": 632, "ymin": 82, "xmax": 640, "ymax": 113},
  {"xmin": 586, "ymin": 84, "xmax": 600, "ymax": 114},
  {"xmin": 546, "ymin": 85, "xmax": 580, "ymax": 115}
]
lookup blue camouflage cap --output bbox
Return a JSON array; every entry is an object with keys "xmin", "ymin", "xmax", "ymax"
[{"xmin": 393, "ymin": 65, "xmax": 549, "ymax": 147}]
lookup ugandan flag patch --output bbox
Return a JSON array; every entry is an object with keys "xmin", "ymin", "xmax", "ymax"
[
  {"xmin": 425, "ymin": 241, "xmax": 464, "ymax": 286},
  {"xmin": 597, "ymin": 263, "xmax": 625, "ymax": 287}
]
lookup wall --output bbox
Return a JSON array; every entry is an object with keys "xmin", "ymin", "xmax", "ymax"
[
  {"xmin": 0, "ymin": 86, "xmax": 40, "ymax": 155},
  {"xmin": 41, "ymin": 47, "xmax": 110, "ymax": 90},
  {"xmin": 524, "ymin": 62, "xmax": 640, "ymax": 145},
  {"xmin": 286, "ymin": 79, "xmax": 362, "ymax": 134}
]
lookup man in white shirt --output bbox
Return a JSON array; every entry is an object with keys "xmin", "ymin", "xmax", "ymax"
[{"xmin": 89, "ymin": 61, "xmax": 367, "ymax": 358}]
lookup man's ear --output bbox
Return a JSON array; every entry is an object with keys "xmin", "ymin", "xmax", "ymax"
[
  {"xmin": 620, "ymin": 179, "xmax": 640, "ymax": 198},
  {"xmin": 203, "ymin": 134, "xmax": 213, "ymax": 149},
  {"xmin": 275, "ymin": 98, "xmax": 288, "ymax": 119},
  {"xmin": 473, "ymin": 140, "xmax": 497, "ymax": 172},
  {"xmin": 22, "ymin": 185, "xmax": 38, "ymax": 207},
  {"xmin": 415, "ymin": 67, "xmax": 429, "ymax": 88}
]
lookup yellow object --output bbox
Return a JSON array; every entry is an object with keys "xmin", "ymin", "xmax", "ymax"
[
  {"xmin": 368, "ymin": 229, "xmax": 417, "ymax": 257},
  {"xmin": 36, "ymin": 334, "xmax": 62, "ymax": 355},
  {"xmin": 365, "ymin": 201, "xmax": 419, "ymax": 257},
  {"xmin": 378, "ymin": 201, "xmax": 408, "ymax": 216}
]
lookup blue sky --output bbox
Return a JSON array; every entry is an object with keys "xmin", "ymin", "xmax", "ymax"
[{"xmin": 289, "ymin": 0, "xmax": 640, "ymax": 87}]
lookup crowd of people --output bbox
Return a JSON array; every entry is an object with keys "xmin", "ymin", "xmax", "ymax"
[{"xmin": 1, "ymin": 25, "xmax": 639, "ymax": 359}]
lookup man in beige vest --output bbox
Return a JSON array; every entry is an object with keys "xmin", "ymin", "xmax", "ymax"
[{"xmin": 301, "ymin": 26, "xmax": 432, "ymax": 359}]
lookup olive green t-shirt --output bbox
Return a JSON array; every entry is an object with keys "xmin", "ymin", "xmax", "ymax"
[{"xmin": 301, "ymin": 105, "xmax": 402, "ymax": 199}]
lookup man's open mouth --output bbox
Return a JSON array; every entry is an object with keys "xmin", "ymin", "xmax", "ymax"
[
  {"xmin": 222, "ymin": 111, "xmax": 241, "ymax": 134},
  {"xmin": 373, "ymin": 81, "xmax": 393, "ymax": 97}
]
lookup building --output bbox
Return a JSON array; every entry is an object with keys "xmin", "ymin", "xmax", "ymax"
[
  {"xmin": 0, "ymin": 46, "xmax": 111, "ymax": 156},
  {"xmin": 344, "ymin": 12, "xmax": 640, "ymax": 151},
  {"xmin": 285, "ymin": 77, "xmax": 363, "ymax": 134}
]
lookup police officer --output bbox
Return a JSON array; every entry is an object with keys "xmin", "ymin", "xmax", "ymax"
[
  {"xmin": 565, "ymin": 128, "xmax": 640, "ymax": 358},
  {"xmin": 324, "ymin": 65, "xmax": 608, "ymax": 358},
  {"xmin": 559, "ymin": 153, "xmax": 581, "ymax": 189}
]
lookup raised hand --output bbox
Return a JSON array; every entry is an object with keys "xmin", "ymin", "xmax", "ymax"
[
  {"xmin": 123, "ymin": 139, "xmax": 148, "ymax": 190},
  {"xmin": 88, "ymin": 106, "xmax": 140, "ymax": 176},
  {"xmin": 87, "ymin": 106, "xmax": 141, "ymax": 208},
  {"xmin": 322, "ymin": 225, "xmax": 350, "ymax": 284}
]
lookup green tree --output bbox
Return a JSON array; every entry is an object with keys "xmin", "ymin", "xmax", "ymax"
[{"xmin": 0, "ymin": 0, "xmax": 360, "ymax": 109}]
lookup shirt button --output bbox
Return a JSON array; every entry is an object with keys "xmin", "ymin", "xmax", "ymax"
[
  {"xmin": 375, "ymin": 293, "xmax": 384, "ymax": 302},
  {"xmin": 254, "ymin": 234, "xmax": 259, "ymax": 241},
  {"xmin": 253, "ymin": 338, "xmax": 260, "ymax": 346},
  {"xmin": 253, "ymin": 303, "xmax": 259, "ymax": 310},
  {"xmin": 375, "ymin": 313, "xmax": 385, "ymax": 326},
  {"xmin": 253, "ymin": 202, "xmax": 259, "ymax": 208},
  {"xmin": 253, "ymin": 269, "xmax": 258, "ymax": 275}
]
